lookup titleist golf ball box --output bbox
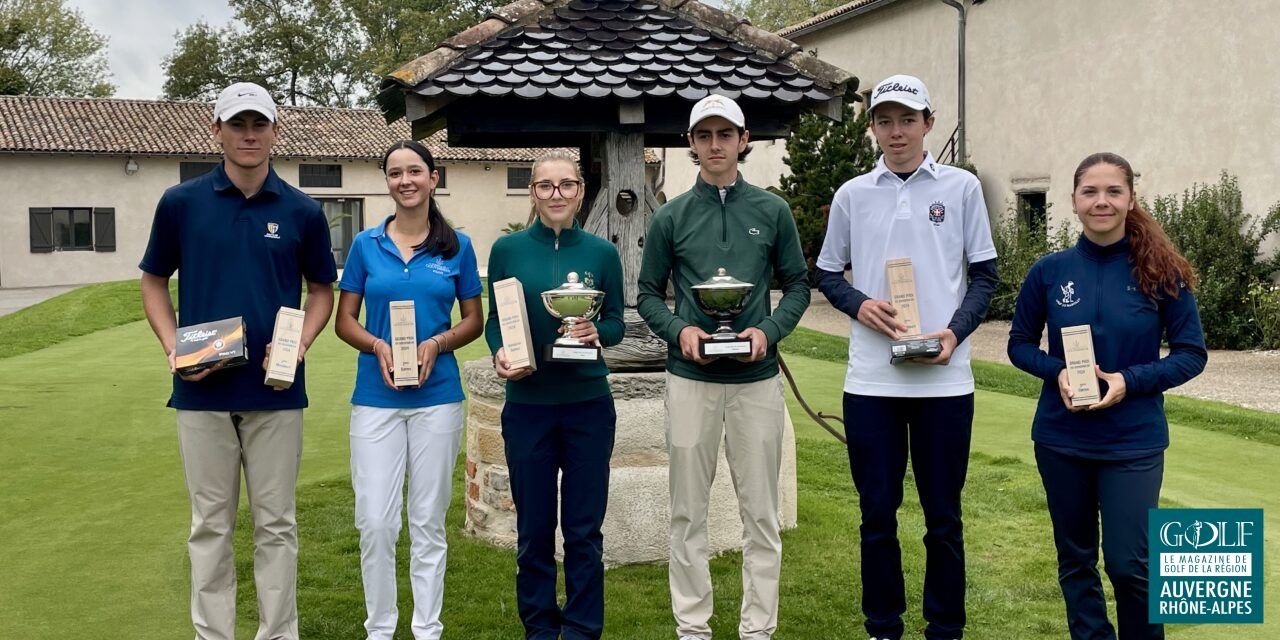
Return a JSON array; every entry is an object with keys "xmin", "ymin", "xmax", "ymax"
[{"xmin": 174, "ymin": 316, "xmax": 248, "ymax": 376}]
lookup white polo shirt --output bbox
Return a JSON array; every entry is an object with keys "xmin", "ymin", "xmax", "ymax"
[{"xmin": 816, "ymin": 152, "xmax": 997, "ymax": 398}]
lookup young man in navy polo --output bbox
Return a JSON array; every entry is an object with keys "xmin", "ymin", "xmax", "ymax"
[
  {"xmin": 139, "ymin": 82, "xmax": 336, "ymax": 640},
  {"xmin": 815, "ymin": 75, "xmax": 998, "ymax": 640}
]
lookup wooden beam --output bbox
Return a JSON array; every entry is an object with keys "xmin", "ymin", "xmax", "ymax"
[{"xmin": 405, "ymin": 93, "xmax": 457, "ymax": 124}]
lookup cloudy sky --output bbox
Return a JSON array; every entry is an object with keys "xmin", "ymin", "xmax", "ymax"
[{"xmin": 67, "ymin": 0, "xmax": 234, "ymax": 99}]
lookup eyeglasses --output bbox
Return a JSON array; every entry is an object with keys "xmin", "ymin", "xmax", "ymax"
[{"xmin": 532, "ymin": 180, "xmax": 583, "ymax": 200}]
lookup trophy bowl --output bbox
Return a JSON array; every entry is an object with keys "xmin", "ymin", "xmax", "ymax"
[
  {"xmin": 691, "ymin": 268, "xmax": 754, "ymax": 339},
  {"xmin": 690, "ymin": 268, "xmax": 755, "ymax": 358},
  {"xmin": 540, "ymin": 272, "xmax": 605, "ymax": 362}
]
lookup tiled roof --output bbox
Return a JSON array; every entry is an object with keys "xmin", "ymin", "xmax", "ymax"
[
  {"xmin": 380, "ymin": 0, "xmax": 855, "ymax": 127},
  {"xmin": 0, "ymin": 95, "xmax": 643, "ymax": 163},
  {"xmin": 777, "ymin": 0, "xmax": 894, "ymax": 39}
]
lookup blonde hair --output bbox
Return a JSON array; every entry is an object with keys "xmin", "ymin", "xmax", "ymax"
[{"xmin": 527, "ymin": 150, "xmax": 586, "ymax": 224}]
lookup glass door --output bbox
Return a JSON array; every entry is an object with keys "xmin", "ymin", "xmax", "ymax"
[{"xmin": 317, "ymin": 198, "xmax": 363, "ymax": 268}]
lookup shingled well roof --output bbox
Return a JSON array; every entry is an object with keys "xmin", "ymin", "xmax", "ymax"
[{"xmin": 380, "ymin": 0, "xmax": 854, "ymax": 125}]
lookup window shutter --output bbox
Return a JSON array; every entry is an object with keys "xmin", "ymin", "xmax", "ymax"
[
  {"xmin": 94, "ymin": 208, "xmax": 116, "ymax": 252},
  {"xmin": 29, "ymin": 208, "xmax": 54, "ymax": 253}
]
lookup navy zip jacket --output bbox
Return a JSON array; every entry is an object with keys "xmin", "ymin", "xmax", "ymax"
[{"xmin": 1007, "ymin": 235, "xmax": 1207, "ymax": 455}]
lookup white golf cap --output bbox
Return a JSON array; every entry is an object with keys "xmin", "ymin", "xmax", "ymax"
[
  {"xmin": 688, "ymin": 93, "xmax": 746, "ymax": 131},
  {"xmin": 213, "ymin": 82, "xmax": 277, "ymax": 122},
  {"xmin": 869, "ymin": 74, "xmax": 932, "ymax": 114}
]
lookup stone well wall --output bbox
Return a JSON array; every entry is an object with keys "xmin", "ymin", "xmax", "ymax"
[{"xmin": 461, "ymin": 359, "xmax": 798, "ymax": 567}]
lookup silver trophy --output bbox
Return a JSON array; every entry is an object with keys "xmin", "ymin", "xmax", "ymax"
[
  {"xmin": 540, "ymin": 272, "xmax": 606, "ymax": 363},
  {"xmin": 690, "ymin": 268, "xmax": 755, "ymax": 358}
]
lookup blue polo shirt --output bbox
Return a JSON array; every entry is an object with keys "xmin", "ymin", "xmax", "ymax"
[
  {"xmin": 339, "ymin": 216, "xmax": 483, "ymax": 408},
  {"xmin": 139, "ymin": 162, "xmax": 337, "ymax": 411}
]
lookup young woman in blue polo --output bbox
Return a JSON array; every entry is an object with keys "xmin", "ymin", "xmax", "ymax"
[
  {"xmin": 483, "ymin": 150, "xmax": 625, "ymax": 640},
  {"xmin": 334, "ymin": 140, "xmax": 483, "ymax": 640},
  {"xmin": 1008, "ymin": 152, "xmax": 1207, "ymax": 640}
]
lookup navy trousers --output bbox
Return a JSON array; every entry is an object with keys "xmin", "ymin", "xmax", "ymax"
[
  {"xmin": 1035, "ymin": 444, "xmax": 1164, "ymax": 640},
  {"xmin": 843, "ymin": 393, "xmax": 973, "ymax": 640},
  {"xmin": 502, "ymin": 395, "xmax": 616, "ymax": 640}
]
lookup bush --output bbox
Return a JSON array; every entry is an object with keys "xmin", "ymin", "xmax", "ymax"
[
  {"xmin": 1149, "ymin": 172, "xmax": 1280, "ymax": 350},
  {"xmin": 1248, "ymin": 281, "xmax": 1280, "ymax": 350},
  {"xmin": 988, "ymin": 202, "xmax": 1075, "ymax": 321},
  {"xmin": 777, "ymin": 101, "xmax": 877, "ymax": 281}
]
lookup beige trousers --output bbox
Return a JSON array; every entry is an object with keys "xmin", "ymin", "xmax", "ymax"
[
  {"xmin": 666, "ymin": 373, "xmax": 785, "ymax": 640},
  {"xmin": 176, "ymin": 409, "xmax": 303, "ymax": 640}
]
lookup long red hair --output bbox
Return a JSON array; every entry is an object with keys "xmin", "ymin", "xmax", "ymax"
[{"xmin": 1073, "ymin": 153, "xmax": 1197, "ymax": 299}]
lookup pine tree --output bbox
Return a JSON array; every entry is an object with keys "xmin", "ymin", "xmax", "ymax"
[{"xmin": 777, "ymin": 101, "xmax": 876, "ymax": 278}]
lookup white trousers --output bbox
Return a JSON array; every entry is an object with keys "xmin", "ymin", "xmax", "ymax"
[
  {"xmin": 350, "ymin": 403, "xmax": 464, "ymax": 640},
  {"xmin": 666, "ymin": 374, "xmax": 786, "ymax": 640}
]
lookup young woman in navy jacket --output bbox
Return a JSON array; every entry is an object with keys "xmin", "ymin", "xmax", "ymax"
[{"xmin": 1008, "ymin": 152, "xmax": 1207, "ymax": 640}]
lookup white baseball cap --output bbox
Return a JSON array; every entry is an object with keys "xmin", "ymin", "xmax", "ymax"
[
  {"xmin": 688, "ymin": 94, "xmax": 746, "ymax": 132},
  {"xmin": 869, "ymin": 74, "xmax": 932, "ymax": 114},
  {"xmin": 213, "ymin": 82, "xmax": 277, "ymax": 122}
]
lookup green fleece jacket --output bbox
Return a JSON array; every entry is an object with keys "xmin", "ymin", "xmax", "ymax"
[
  {"xmin": 484, "ymin": 218, "xmax": 625, "ymax": 404},
  {"xmin": 637, "ymin": 174, "xmax": 810, "ymax": 383}
]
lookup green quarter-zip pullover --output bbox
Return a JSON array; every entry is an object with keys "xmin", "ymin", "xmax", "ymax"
[{"xmin": 637, "ymin": 175, "xmax": 810, "ymax": 383}]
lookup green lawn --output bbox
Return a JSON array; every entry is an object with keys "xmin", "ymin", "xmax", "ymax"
[{"xmin": 0, "ymin": 285, "xmax": 1274, "ymax": 638}]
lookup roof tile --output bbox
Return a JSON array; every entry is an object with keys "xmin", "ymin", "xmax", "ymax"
[{"xmin": 0, "ymin": 95, "xmax": 659, "ymax": 163}]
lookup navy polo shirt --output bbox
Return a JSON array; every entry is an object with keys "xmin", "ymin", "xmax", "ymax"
[{"xmin": 140, "ymin": 162, "xmax": 337, "ymax": 411}]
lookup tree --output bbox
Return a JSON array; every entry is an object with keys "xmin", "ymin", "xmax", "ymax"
[
  {"xmin": 776, "ymin": 100, "xmax": 877, "ymax": 279},
  {"xmin": 344, "ymin": 0, "xmax": 497, "ymax": 96},
  {"xmin": 161, "ymin": 22, "xmax": 235, "ymax": 102},
  {"xmin": 0, "ymin": 0, "xmax": 113, "ymax": 97},
  {"xmin": 163, "ymin": 0, "xmax": 364, "ymax": 106},
  {"xmin": 723, "ymin": 0, "xmax": 847, "ymax": 33},
  {"xmin": 162, "ymin": 0, "xmax": 498, "ymax": 107}
]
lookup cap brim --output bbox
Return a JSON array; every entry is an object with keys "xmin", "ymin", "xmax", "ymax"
[
  {"xmin": 215, "ymin": 105, "xmax": 276, "ymax": 122},
  {"xmin": 688, "ymin": 113, "xmax": 746, "ymax": 132},
  {"xmin": 870, "ymin": 97, "xmax": 929, "ymax": 113}
]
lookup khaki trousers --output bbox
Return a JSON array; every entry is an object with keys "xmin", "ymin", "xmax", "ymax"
[
  {"xmin": 666, "ymin": 373, "xmax": 785, "ymax": 640},
  {"xmin": 176, "ymin": 409, "xmax": 303, "ymax": 640}
]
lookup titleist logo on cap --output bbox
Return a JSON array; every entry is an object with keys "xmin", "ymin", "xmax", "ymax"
[{"xmin": 875, "ymin": 82, "xmax": 920, "ymax": 98}]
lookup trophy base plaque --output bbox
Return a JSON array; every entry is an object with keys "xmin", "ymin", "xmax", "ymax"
[
  {"xmin": 545, "ymin": 343, "xmax": 601, "ymax": 363},
  {"xmin": 390, "ymin": 300, "xmax": 419, "ymax": 388},
  {"xmin": 889, "ymin": 337, "xmax": 943, "ymax": 364},
  {"xmin": 699, "ymin": 337, "xmax": 753, "ymax": 358},
  {"xmin": 1062, "ymin": 324, "xmax": 1101, "ymax": 406}
]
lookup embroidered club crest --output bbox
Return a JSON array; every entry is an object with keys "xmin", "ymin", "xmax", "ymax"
[
  {"xmin": 1057, "ymin": 281, "xmax": 1080, "ymax": 307},
  {"xmin": 582, "ymin": 271, "xmax": 595, "ymax": 289},
  {"xmin": 928, "ymin": 201, "xmax": 946, "ymax": 226},
  {"xmin": 267, "ymin": 222, "xmax": 279, "ymax": 234}
]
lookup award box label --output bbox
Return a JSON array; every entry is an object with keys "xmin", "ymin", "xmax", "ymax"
[
  {"xmin": 1062, "ymin": 324, "xmax": 1101, "ymax": 406},
  {"xmin": 389, "ymin": 300, "xmax": 418, "ymax": 387},
  {"xmin": 494, "ymin": 277, "xmax": 537, "ymax": 371},
  {"xmin": 263, "ymin": 306, "xmax": 305, "ymax": 388},
  {"xmin": 885, "ymin": 258, "xmax": 923, "ymax": 338},
  {"xmin": 175, "ymin": 316, "xmax": 248, "ymax": 376}
]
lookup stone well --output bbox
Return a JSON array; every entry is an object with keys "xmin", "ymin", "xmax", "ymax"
[{"xmin": 461, "ymin": 359, "xmax": 798, "ymax": 566}]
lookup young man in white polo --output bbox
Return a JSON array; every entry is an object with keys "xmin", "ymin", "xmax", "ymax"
[
  {"xmin": 637, "ymin": 94, "xmax": 810, "ymax": 640},
  {"xmin": 815, "ymin": 75, "xmax": 997, "ymax": 640}
]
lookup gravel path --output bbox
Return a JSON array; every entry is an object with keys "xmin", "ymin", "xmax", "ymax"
[{"xmin": 779, "ymin": 291, "xmax": 1280, "ymax": 414}]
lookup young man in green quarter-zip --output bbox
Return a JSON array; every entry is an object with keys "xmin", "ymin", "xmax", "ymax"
[{"xmin": 637, "ymin": 94, "xmax": 810, "ymax": 640}]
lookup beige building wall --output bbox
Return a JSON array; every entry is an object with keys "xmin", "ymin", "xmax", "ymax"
[
  {"xmin": 0, "ymin": 155, "xmax": 537, "ymax": 288},
  {"xmin": 666, "ymin": 0, "xmax": 1280, "ymax": 238}
]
